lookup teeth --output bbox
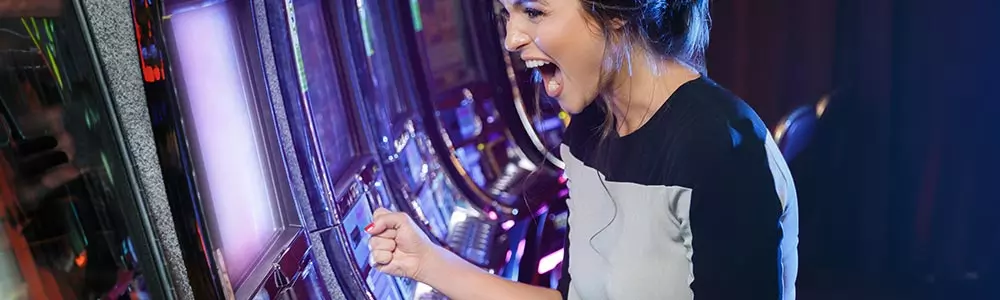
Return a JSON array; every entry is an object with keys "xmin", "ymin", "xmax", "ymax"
[
  {"xmin": 524, "ymin": 59, "xmax": 551, "ymax": 69},
  {"xmin": 547, "ymin": 79, "xmax": 561, "ymax": 93}
]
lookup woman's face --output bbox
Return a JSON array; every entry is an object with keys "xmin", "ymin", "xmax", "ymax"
[{"xmin": 500, "ymin": 0, "xmax": 609, "ymax": 114}]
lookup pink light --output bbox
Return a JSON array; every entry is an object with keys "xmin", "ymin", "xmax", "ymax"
[
  {"xmin": 558, "ymin": 189, "xmax": 569, "ymax": 198},
  {"xmin": 501, "ymin": 220, "xmax": 515, "ymax": 230},
  {"xmin": 488, "ymin": 211, "xmax": 498, "ymax": 220},
  {"xmin": 537, "ymin": 248, "xmax": 564, "ymax": 274},
  {"xmin": 169, "ymin": 3, "xmax": 278, "ymax": 284},
  {"xmin": 535, "ymin": 205, "xmax": 549, "ymax": 216},
  {"xmin": 516, "ymin": 239, "xmax": 526, "ymax": 258},
  {"xmin": 505, "ymin": 250, "xmax": 512, "ymax": 262},
  {"xmin": 558, "ymin": 174, "xmax": 567, "ymax": 184}
]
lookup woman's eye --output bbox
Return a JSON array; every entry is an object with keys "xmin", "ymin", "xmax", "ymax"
[{"xmin": 524, "ymin": 8, "xmax": 544, "ymax": 19}]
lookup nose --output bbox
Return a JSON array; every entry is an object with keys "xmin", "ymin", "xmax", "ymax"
[{"xmin": 504, "ymin": 27, "xmax": 530, "ymax": 52}]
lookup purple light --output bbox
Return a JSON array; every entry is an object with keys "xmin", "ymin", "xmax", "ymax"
[
  {"xmin": 516, "ymin": 239, "xmax": 526, "ymax": 258},
  {"xmin": 535, "ymin": 205, "xmax": 549, "ymax": 216},
  {"xmin": 169, "ymin": 3, "xmax": 278, "ymax": 283},
  {"xmin": 537, "ymin": 248, "xmax": 564, "ymax": 274},
  {"xmin": 501, "ymin": 220, "xmax": 515, "ymax": 230}
]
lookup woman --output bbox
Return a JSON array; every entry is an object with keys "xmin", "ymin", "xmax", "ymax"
[{"xmin": 366, "ymin": 0, "xmax": 799, "ymax": 299}]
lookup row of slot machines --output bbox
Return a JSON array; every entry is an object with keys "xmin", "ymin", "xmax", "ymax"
[{"xmin": 1, "ymin": 0, "xmax": 568, "ymax": 299}]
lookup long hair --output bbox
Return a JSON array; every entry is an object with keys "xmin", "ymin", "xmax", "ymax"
[{"xmin": 581, "ymin": 0, "xmax": 712, "ymax": 144}]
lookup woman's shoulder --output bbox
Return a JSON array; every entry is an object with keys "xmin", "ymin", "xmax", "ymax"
[{"xmin": 664, "ymin": 77, "xmax": 772, "ymax": 151}]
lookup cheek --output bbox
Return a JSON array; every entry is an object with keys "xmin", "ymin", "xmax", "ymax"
[{"xmin": 563, "ymin": 37, "xmax": 606, "ymax": 104}]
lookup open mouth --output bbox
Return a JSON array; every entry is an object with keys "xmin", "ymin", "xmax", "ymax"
[{"xmin": 524, "ymin": 59, "xmax": 563, "ymax": 98}]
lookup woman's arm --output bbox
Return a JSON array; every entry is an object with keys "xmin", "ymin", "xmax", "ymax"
[
  {"xmin": 682, "ymin": 117, "xmax": 787, "ymax": 299},
  {"xmin": 418, "ymin": 246, "xmax": 562, "ymax": 300}
]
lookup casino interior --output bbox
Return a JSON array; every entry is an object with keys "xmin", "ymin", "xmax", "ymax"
[{"xmin": 1, "ymin": 0, "xmax": 998, "ymax": 299}]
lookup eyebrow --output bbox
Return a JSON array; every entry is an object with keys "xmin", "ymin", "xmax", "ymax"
[{"xmin": 511, "ymin": 0, "xmax": 544, "ymax": 8}]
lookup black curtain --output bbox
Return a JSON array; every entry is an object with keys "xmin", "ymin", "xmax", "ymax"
[{"xmin": 711, "ymin": 0, "xmax": 1000, "ymax": 295}]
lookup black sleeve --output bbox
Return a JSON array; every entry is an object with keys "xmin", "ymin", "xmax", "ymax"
[
  {"xmin": 687, "ymin": 117, "xmax": 784, "ymax": 300},
  {"xmin": 556, "ymin": 223, "xmax": 571, "ymax": 299}
]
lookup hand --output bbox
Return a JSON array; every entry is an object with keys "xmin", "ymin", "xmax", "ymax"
[
  {"xmin": 12, "ymin": 107, "xmax": 80, "ymax": 208},
  {"xmin": 366, "ymin": 208, "xmax": 441, "ymax": 281}
]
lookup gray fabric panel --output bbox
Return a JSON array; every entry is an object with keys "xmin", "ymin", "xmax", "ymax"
[
  {"xmin": 562, "ymin": 145, "xmax": 695, "ymax": 300},
  {"xmin": 764, "ymin": 133, "xmax": 799, "ymax": 300},
  {"xmin": 561, "ymin": 139, "xmax": 799, "ymax": 300}
]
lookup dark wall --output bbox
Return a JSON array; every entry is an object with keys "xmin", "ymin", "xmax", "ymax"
[
  {"xmin": 707, "ymin": 0, "xmax": 839, "ymax": 126},
  {"xmin": 708, "ymin": 0, "xmax": 1000, "ymax": 289}
]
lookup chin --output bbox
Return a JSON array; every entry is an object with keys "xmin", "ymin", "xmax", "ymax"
[
  {"xmin": 556, "ymin": 95, "xmax": 594, "ymax": 115},
  {"xmin": 557, "ymin": 100, "xmax": 585, "ymax": 115}
]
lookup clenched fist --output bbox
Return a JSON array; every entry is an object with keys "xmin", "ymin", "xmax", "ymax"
[{"xmin": 365, "ymin": 208, "xmax": 443, "ymax": 281}]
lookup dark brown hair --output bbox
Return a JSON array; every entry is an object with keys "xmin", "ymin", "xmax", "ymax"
[{"xmin": 581, "ymin": 0, "xmax": 712, "ymax": 141}]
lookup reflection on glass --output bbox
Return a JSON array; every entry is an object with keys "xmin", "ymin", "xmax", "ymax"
[
  {"xmin": 1, "ymin": 11, "xmax": 158, "ymax": 299},
  {"xmin": 356, "ymin": 0, "xmax": 412, "ymax": 124},
  {"xmin": 289, "ymin": 0, "xmax": 359, "ymax": 177},
  {"xmin": 413, "ymin": 0, "xmax": 481, "ymax": 92},
  {"xmin": 166, "ymin": 2, "xmax": 280, "ymax": 284}
]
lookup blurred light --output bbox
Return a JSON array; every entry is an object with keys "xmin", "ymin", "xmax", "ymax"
[
  {"xmin": 501, "ymin": 220, "xmax": 515, "ymax": 230},
  {"xmin": 516, "ymin": 239, "xmax": 526, "ymax": 258},
  {"xmin": 537, "ymin": 248, "xmax": 564, "ymax": 274}
]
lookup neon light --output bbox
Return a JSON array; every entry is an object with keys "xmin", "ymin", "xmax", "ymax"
[
  {"xmin": 131, "ymin": 0, "xmax": 166, "ymax": 83},
  {"xmin": 501, "ymin": 220, "xmax": 515, "ymax": 230},
  {"xmin": 535, "ymin": 205, "xmax": 548, "ymax": 216},
  {"xmin": 357, "ymin": 0, "xmax": 375, "ymax": 57},
  {"xmin": 168, "ymin": 3, "xmax": 279, "ymax": 283},
  {"xmin": 537, "ymin": 248, "xmax": 563, "ymax": 274},
  {"xmin": 409, "ymin": 0, "xmax": 423, "ymax": 32},
  {"xmin": 516, "ymin": 239, "xmax": 525, "ymax": 258},
  {"xmin": 283, "ymin": 0, "xmax": 309, "ymax": 93}
]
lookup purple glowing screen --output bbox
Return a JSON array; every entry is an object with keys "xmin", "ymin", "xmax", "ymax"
[{"xmin": 167, "ymin": 2, "xmax": 280, "ymax": 284}]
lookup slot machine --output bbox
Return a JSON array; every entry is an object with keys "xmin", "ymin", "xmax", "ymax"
[
  {"xmin": 263, "ymin": 0, "xmax": 411, "ymax": 298},
  {"xmin": 338, "ymin": 0, "xmax": 544, "ymax": 297},
  {"xmin": 1, "ymin": 1, "xmax": 174, "ymax": 298},
  {"xmin": 128, "ymin": 0, "xmax": 336, "ymax": 298},
  {"xmin": 399, "ymin": 0, "xmax": 571, "ymax": 287}
]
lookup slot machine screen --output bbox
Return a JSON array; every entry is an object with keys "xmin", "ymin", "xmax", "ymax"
[
  {"xmin": 165, "ymin": 1, "xmax": 283, "ymax": 284},
  {"xmin": 367, "ymin": 267, "xmax": 402, "ymax": 300},
  {"xmin": 412, "ymin": 0, "xmax": 483, "ymax": 92},
  {"xmin": 342, "ymin": 193, "xmax": 404, "ymax": 299},
  {"xmin": 287, "ymin": 0, "xmax": 360, "ymax": 177},
  {"xmin": 342, "ymin": 195, "xmax": 373, "ymax": 268}
]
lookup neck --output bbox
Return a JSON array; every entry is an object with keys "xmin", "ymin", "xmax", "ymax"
[{"xmin": 607, "ymin": 53, "xmax": 700, "ymax": 136}]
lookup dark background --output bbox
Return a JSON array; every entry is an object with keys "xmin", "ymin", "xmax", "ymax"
[{"xmin": 707, "ymin": 0, "xmax": 1000, "ymax": 297}]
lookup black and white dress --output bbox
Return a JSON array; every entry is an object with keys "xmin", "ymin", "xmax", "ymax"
[{"xmin": 556, "ymin": 77, "xmax": 799, "ymax": 300}]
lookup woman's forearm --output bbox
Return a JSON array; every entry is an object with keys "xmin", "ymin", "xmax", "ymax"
[{"xmin": 417, "ymin": 246, "xmax": 562, "ymax": 300}]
